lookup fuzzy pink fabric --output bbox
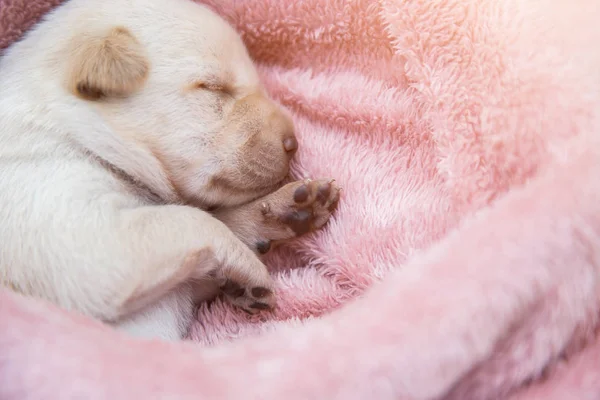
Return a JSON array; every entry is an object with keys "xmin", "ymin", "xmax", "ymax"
[{"xmin": 2, "ymin": 0, "xmax": 600, "ymax": 398}]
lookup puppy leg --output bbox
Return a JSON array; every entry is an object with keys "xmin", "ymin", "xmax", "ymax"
[
  {"xmin": 213, "ymin": 179, "xmax": 341, "ymax": 255},
  {"xmin": 113, "ymin": 285, "xmax": 196, "ymax": 341},
  {"xmin": 113, "ymin": 280, "xmax": 221, "ymax": 341},
  {"xmin": 89, "ymin": 205, "xmax": 275, "ymax": 325}
]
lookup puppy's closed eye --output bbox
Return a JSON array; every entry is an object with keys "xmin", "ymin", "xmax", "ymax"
[{"xmin": 193, "ymin": 81, "xmax": 234, "ymax": 96}]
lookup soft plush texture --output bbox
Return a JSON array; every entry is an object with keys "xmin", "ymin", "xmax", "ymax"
[{"xmin": 2, "ymin": 0, "xmax": 600, "ymax": 398}]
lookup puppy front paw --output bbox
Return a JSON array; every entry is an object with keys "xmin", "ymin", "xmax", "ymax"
[
  {"xmin": 220, "ymin": 279, "xmax": 275, "ymax": 314},
  {"xmin": 211, "ymin": 178, "xmax": 341, "ymax": 257},
  {"xmin": 254, "ymin": 178, "xmax": 340, "ymax": 252},
  {"xmin": 208, "ymin": 245, "xmax": 276, "ymax": 314},
  {"xmin": 276, "ymin": 178, "xmax": 340, "ymax": 234}
]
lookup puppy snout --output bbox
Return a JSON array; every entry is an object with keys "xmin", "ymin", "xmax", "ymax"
[
  {"xmin": 283, "ymin": 135, "xmax": 298, "ymax": 154},
  {"xmin": 236, "ymin": 92, "xmax": 298, "ymax": 158}
]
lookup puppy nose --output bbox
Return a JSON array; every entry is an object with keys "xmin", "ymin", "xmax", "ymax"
[{"xmin": 283, "ymin": 136, "xmax": 298, "ymax": 154}]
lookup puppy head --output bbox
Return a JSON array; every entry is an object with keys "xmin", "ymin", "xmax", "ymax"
[{"xmin": 65, "ymin": 0, "xmax": 296, "ymax": 208}]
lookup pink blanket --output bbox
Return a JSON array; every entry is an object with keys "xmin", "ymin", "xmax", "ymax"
[{"xmin": 2, "ymin": 0, "xmax": 600, "ymax": 398}]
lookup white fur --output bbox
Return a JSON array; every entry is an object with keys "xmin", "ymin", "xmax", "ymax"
[{"xmin": 0, "ymin": 0, "xmax": 291, "ymax": 340}]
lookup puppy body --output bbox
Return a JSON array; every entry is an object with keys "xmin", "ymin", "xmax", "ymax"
[{"xmin": 0, "ymin": 0, "xmax": 339, "ymax": 340}]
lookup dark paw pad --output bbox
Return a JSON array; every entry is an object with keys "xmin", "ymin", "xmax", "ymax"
[
  {"xmin": 249, "ymin": 302, "xmax": 271, "ymax": 310},
  {"xmin": 293, "ymin": 185, "xmax": 310, "ymax": 203},
  {"xmin": 221, "ymin": 280, "xmax": 245, "ymax": 298},
  {"xmin": 316, "ymin": 182, "xmax": 331, "ymax": 205},
  {"xmin": 251, "ymin": 286, "xmax": 272, "ymax": 298},
  {"xmin": 281, "ymin": 209, "xmax": 312, "ymax": 235},
  {"xmin": 256, "ymin": 240, "xmax": 272, "ymax": 254}
]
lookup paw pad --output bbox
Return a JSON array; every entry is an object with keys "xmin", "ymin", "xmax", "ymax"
[
  {"xmin": 256, "ymin": 240, "xmax": 272, "ymax": 254},
  {"xmin": 221, "ymin": 281, "xmax": 276, "ymax": 314}
]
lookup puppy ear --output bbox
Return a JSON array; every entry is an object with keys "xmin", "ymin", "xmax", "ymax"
[{"xmin": 69, "ymin": 27, "xmax": 149, "ymax": 100}]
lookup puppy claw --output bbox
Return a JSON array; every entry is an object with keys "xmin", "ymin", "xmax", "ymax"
[{"xmin": 260, "ymin": 202, "xmax": 270, "ymax": 215}]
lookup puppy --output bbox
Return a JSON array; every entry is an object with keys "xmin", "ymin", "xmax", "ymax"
[{"xmin": 0, "ymin": 0, "xmax": 339, "ymax": 340}]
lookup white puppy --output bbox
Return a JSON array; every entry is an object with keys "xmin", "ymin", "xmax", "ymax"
[{"xmin": 0, "ymin": 0, "xmax": 340, "ymax": 340}]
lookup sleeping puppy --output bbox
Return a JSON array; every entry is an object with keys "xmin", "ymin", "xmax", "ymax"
[{"xmin": 0, "ymin": 0, "xmax": 339, "ymax": 340}]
